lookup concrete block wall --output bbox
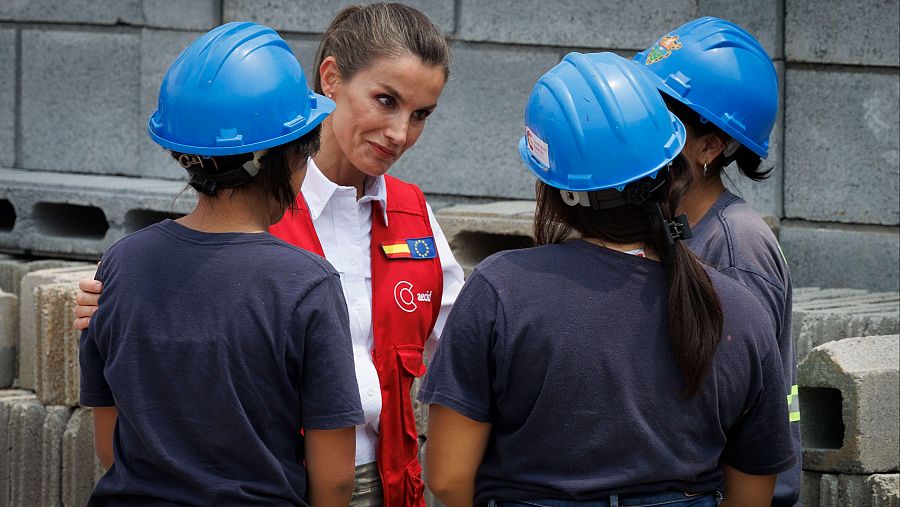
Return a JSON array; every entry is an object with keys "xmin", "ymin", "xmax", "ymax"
[{"xmin": 0, "ymin": 0, "xmax": 897, "ymax": 289}]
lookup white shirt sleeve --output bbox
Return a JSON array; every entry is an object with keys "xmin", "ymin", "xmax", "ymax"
[{"xmin": 424, "ymin": 202, "xmax": 465, "ymax": 362}]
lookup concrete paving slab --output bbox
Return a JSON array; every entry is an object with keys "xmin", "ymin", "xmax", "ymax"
[
  {"xmin": 36, "ymin": 283, "xmax": 81, "ymax": 407},
  {"xmin": 62, "ymin": 407, "xmax": 104, "ymax": 507},
  {"xmin": 0, "ymin": 291, "xmax": 15, "ymax": 388},
  {"xmin": 18, "ymin": 266, "xmax": 96, "ymax": 391},
  {"xmin": 41, "ymin": 406, "xmax": 73, "ymax": 507},
  {"xmin": 0, "ymin": 390, "xmax": 37, "ymax": 507}
]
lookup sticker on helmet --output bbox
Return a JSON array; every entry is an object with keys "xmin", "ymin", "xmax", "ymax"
[
  {"xmin": 525, "ymin": 126, "xmax": 550, "ymax": 170},
  {"xmin": 645, "ymin": 35, "xmax": 683, "ymax": 65}
]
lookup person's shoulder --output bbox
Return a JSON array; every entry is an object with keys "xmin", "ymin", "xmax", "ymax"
[
  {"xmin": 101, "ymin": 221, "xmax": 169, "ymax": 260},
  {"xmin": 718, "ymin": 196, "xmax": 778, "ymax": 245},
  {"xmin": 706, "ymin": 266, "xmax": 778, "ymax": 348},
  {"xmin": 472, "ymin": 243, "xmax": 574, "ymax": 286},
  {"xmin": 712, "ymin": 195, "xmax": 789, "ymax": 289},
  {"xmin": 261, "ymin": 235, "xmax": 340, "ymax": 279}
]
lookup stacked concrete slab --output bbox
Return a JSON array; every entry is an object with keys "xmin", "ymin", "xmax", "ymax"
[
  {"xmin": 0, "ymin": 261, "xmax": 105, "ymax": 506},
  {"xmin": 798, "ymin": 335, "xmax": 900, "ymax": 506},
  {"xmin": 794, "ymin": 287, "xmax": 900, "ymax": 361},
  {"xmin": 18, "ymin": 265, "xmax": 98, "ymax": 391}
]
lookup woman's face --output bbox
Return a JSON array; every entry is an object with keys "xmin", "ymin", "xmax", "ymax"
[{"xmin": 321, "ymin": 54, "xmax": 446, "ymax": 177}]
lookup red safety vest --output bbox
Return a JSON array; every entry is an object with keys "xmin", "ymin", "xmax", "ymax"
[{"xmin": 270, "ymin": 175, "xmax": 442, "ymax": 506}]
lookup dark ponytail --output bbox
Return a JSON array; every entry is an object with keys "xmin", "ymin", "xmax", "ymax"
[
  {"xmin": 650, "ymin": 157, "xmax": 724, "ymax": 395},
  {"xmin": 533, "ymin": 156, "xmax": 723, "ymax": 396},
  {"xmin": 661, "ymin": 95, "xmax": 771, "ymax": 182}
]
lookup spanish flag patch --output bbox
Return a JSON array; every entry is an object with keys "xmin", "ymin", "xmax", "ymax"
[{"xmin": 381, "ymin": 237, "xmax": 437, "ymax": 260}]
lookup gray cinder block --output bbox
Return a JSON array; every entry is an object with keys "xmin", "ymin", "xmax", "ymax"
[
  {"xmin": 786, "ymin": 0, "xmax": 900, "ymax": 66},
  {"xmin": 63, "ymin": 408, "xmax": 104, "ymax": 507},
  {"xmin": 780, "ymin": 222, "xmax": 900, "ymax": 292},
  {"xmin": 435, "ymin": 201, "xmax": 536, "ymax": 274},
  {"xmin": 0, "ymin": 0, "xmax": 142, "ymax": 25},
  {"xmin": 0, "ymin": 29, "xmax": 15, "ymax": 169},
  {"xmin": 799, "ymin": 335, "xmax": 900, "ymax": 473},
  {"xmin": 224, "ymin": 0, "xmax": 454, "ymax": 34},
  {"xmin": 140, "ymin": 28, "xmax": 208, "ymax": 180},
  {"xmin": 457, "ymin": 0, "xmax": 693, "ymax": 50},
  {"xmin": 41, "ymin": 406, "xmax": 74, "ymax": 507},
  {"xmin": 722, "ymin": 61, "xmax": 784, "ymax": 219},
  {"xmin": 0, "ymin": 390, "xmax": 38, "ymax": 507},
  {"xmin": 36, "ymin": 283, "xmax": 82, "ymax": 407},
  {"xmin": 0, "ymin": 169, "xmax": 195, "ymax": 260},
  {"xmin": 696, "ymin": 0, "xmax": 781, "ymax": 59},
  {"xmin": 809, "ymin": 473, "xmax": 900, "ymax": 507},
  {"xmin": 792, "ymin": 287, "xmax": 900, "ymax": 361},
  {"xmin": 391, "ymin": 44, "xmax": 559, "ymax": 200},
  {"xmin": 142, "ymin": 0, "xmax": 220, "ymax": 30},
  {"xmin": 20, "ymin": 29, "xmax": 141, "ymax": 176},
  {"xmin": 18, "ymin": 266, "xmax": 96, "ymax": 391},
  {"xmin": 784, "ymin": 68, "xmax": 899, "ymax": 226},
  {"xmin": 0, "ymin": 291, "xmax": 16, "ymax": 388}
]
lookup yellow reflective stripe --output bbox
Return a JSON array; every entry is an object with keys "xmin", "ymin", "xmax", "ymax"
[{"xmin": 787, "ymin": 384, "xmax": 800, "ymax": 422}]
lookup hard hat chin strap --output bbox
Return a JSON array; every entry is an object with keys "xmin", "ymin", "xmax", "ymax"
[{"xmin": 180, "ymin": 150, "xmax": 267, "ymax": 196}]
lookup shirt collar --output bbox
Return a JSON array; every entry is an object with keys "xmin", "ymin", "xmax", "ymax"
[{"xmin": 301, "ymin": 157, "xmax": 389, "ymax": 226}]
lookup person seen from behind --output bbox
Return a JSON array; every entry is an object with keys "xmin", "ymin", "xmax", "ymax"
[
  {"xmin": 78, "ymin": 22, "xmax": 363, "ymax": 506},
  {"xmin": 635, "ymin": 17, "xmax": 800, "ymax": 506},
  {"xmin": 419, "ymin": 52, "xmax": 795, "ymax": 507}
]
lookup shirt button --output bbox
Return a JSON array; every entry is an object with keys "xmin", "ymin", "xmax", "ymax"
[{"xmin": 367, "ymin": 388, "xmax": 375, "ymax": 398}]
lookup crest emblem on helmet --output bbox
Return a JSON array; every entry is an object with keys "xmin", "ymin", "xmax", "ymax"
[{"xmin": 645, "ymin": 35, "xmax": 683, "ymax": 65}]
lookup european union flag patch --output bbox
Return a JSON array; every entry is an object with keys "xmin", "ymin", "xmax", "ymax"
[{"xmin": 381, "ymin": 237, "xmax": 437, "ymax": 260}]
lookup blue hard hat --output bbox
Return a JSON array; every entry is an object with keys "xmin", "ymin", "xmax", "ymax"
[
  {"xmin": 519, "ymin": 52, "xmax": 686, "ymax": 192},
  {"xmin": 148, "ymin": 22, "xmax": 334, "ymax": 156},
  {"xmin": 634, "ymin": 16, "xmax": 778, "ymax": 158}
]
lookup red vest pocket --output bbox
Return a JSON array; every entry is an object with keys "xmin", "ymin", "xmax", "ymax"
[{"xmin": 396, "ymin": 345, "xmax": 427, "ymax": 378}]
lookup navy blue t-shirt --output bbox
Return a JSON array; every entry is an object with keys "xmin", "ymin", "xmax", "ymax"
[
  {"xmin": 80, "ymin": 219, "xmax": 364, "ymax": 506},
  {"xmin": 419, "ymin": 240, "xmax": 795, "ymax": 505},
  {"xmin": 686, "ymin": 190, "xmax": 800, "ymax": 506}
]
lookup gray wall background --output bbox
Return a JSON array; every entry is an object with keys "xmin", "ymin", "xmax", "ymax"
[{"xmin": 0, "ymin": 0, "xmax": 898, "ymax": 290}]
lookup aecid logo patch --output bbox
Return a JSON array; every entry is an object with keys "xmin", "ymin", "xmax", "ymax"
[{"xmin": 393, "ymin": 281, "xmax": 432, "ymax": 313}]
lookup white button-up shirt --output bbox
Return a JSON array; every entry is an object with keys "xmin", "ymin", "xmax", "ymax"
[{"xmin": 301, "ymin": 158, "xmax": 465, "ymax": 465}]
